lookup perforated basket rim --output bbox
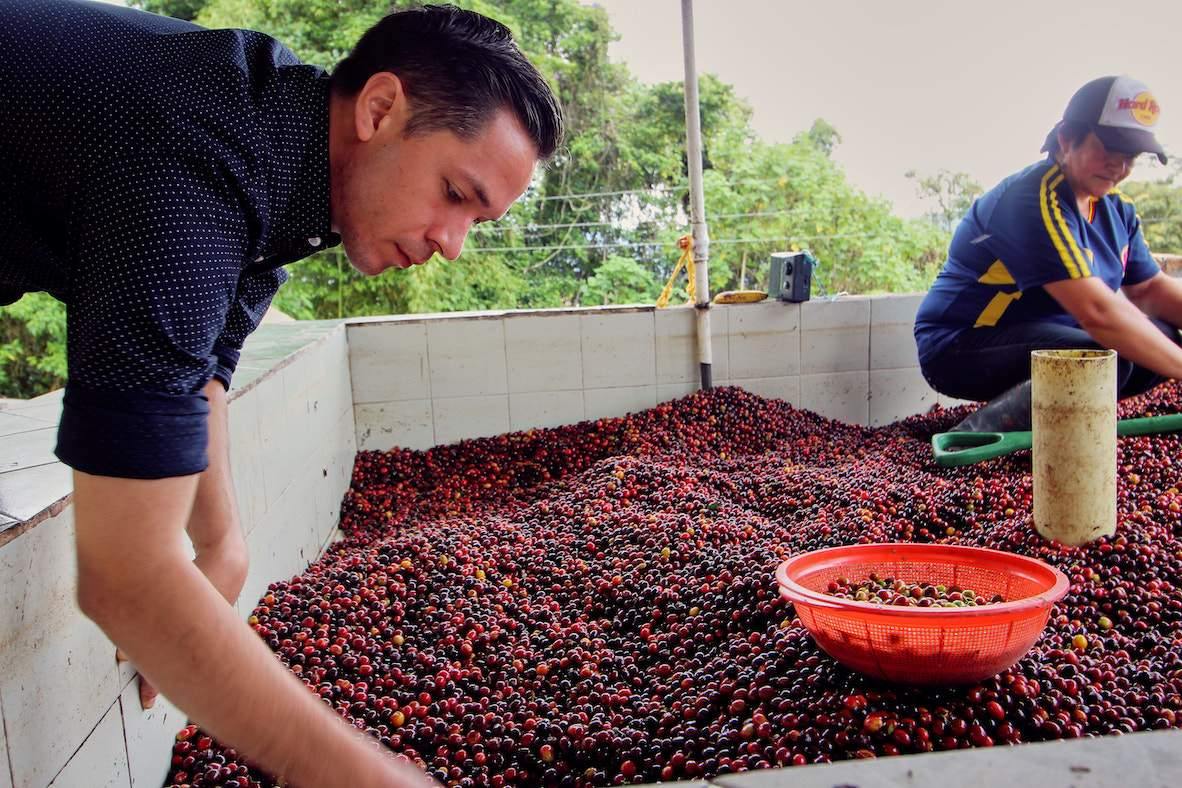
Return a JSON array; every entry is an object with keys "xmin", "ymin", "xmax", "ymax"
[{"xmin": 775, "ymin": 543, "xmax": 1069, "ymax": 620}]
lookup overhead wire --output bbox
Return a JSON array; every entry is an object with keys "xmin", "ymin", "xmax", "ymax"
[
  {"xmin": 463, "ymin": 231, "xmax": 883, "ymax": 255},
  {"xmin": 471, "ymin": 207, "xmax": 817, "ymax": 235},
  {"xmin": 525, "ymin": 174, "xmax": 795, "ymax": 203}
]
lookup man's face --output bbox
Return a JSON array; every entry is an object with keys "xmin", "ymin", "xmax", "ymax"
[
  {"xmin": 331, "ymin": 82, "xmax": 538, "ymax": 276},
  {"xmin": 1059, "ymin": 132, "xmax": 1136, "ymax": 201}
]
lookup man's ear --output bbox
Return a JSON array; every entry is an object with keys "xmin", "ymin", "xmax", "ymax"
[{"xmin": 353, "ymin": 72, "xmax": 407, "ymax": 143}]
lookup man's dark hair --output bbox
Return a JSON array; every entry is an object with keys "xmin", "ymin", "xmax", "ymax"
[{"xmin": 332, "ymin": 4, "xmax": 564, "ymax": 160}]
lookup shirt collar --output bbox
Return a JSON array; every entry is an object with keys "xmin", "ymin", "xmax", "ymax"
[{"xmin": 260, "ymin": 66, "xmax": 340, "ymax": 257}]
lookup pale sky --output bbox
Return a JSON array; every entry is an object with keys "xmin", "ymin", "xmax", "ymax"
[
  {"xmin": 587, "ymin": 0, "xmax": 1182, "ymax": 216},
  {"xmin": 96, "ymin": 0, "xmax": 1180, "ymax": 218}
]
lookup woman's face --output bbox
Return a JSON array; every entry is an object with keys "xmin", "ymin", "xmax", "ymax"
[{"xmin": 1058, "ymin": 131, "xmax": 1137, "ymax": 201}]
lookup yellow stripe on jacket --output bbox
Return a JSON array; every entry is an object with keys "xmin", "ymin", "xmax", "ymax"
[
  {"xmin": 1039, "ymin": 165, "xmax": 1088, "ymax": 278},
  {"xmin": 973, "ymin": 290, "xmax": 1024, "ymax": 328}
]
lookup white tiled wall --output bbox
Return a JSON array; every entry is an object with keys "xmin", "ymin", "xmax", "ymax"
[
  {"xmin": 235, "ymin": 327, "xmax": 357, "ymax": 621},
  {"xmin": 656, "ymin": 382, "xmax": 700, "ymax": 402},
  {"xmin": 0, "ymin": 323, "xmax": 360, "ymax": 788},
  {"xmin": 868, "ymin": 295, "xmax": 937, "ymax": 425},
  {"xmin": 0, "ymin": 507, "xmax": 120, "ymax": 788},
  {"xmin": 655, "ymin": 306, "xmax": 730, "ymax": 384},
  {"xmin": 348, "ymin": 296, "xmax": 944, "ymax": 453},
  {"xmin": 871, "ymin": 367, "xmax": 937, "ymax": 427},
  {"xmin": 356, "ymin": 400, "xmax": 435, "ymax": 451},
  {"xmin": 48, "ymin": 703, "xmax": 129, "ymax": 787},
  {"xmin": 801, "ymin": 296, "xmax": 872, "ymax": 374},
  {"xmin": 508, "ymin": 390, "xmax": 585, "ymax": 432},
  {"xmin": 433, "ymin": 394, "xmax": 511, "ymax": 445},
  {"xmin": 580, "ymin": 311, "xmax": 656, "ymax": 389},
  {"xmin": 728, "ymin": 301, "xmax": 799, "ymax": 380},
  {"xmin": 120, "ymin": 680, "xmax": 185, "ymax": 788},
  {"xmin": 348, "ymin": 321, "xmax": 431, "ymax": 404},
  {"xmin": 505, "ymin": 313, "xmax": 583, "ymax": 393},
  {"xmin": 871, "ymin": 294, "xmax": 924, "ymax": 370},
  {"xmin": 427, "ymin": 319, "xmax": 508, "ymax": 397},
  {"xmin": 734, "ymin": 376, "xmax": 803, "ymax": 408},
  {"xmin": 0, "ymin": 697, "xmax": 9, "ymax": 788},
  {"xmin": 802, "ymin": 370, "xmax": 871, "ymax": 425},
  {"xmin": 584, "ymin": 385, "xmax": 658, "ymax": 422}
]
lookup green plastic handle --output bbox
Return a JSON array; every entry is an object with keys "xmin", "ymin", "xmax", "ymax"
[
  {"xmin": 1115, "ymin": 412, "xmax": 1182, "ymax": 437},
  {"xmin": 932, "ymin": 430, "xmax": 1032, "ymax": 467},
  {"xmin": 932, "ymin": 412, "xmax": 1182, "ymax": 467}
]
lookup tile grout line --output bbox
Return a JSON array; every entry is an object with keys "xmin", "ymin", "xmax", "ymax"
[
  {"xmin": 116, "ymin": 695, "xmax": 133, "ymax": 788},
  {"xmin": 0, "ymin": 456, "xmax": 66, "ymax": 482},
  {"xmin": 500, "ymin": 318, "xmax": 513, "ymax": 431},
  {"xmin": 866, "ymin": 300, "xmax": 874, "ymax": 424},
  {"xmin": 650, "ymin": 311, "xmax": 664, "ymax": 388},
  {"xmin": 1, "ymin": 688, "xmax": 14, "ymax": 788},
  {"xmin": 578, "ymin": 314, "xmax": 587, "ymax": 404},
  {"xmin": 46, "ymin": 697, "xmax": 122, "ymax": 786},
  {"xmin": 423, "ymin": 324, "xmax": 436, "ymax": 448}
]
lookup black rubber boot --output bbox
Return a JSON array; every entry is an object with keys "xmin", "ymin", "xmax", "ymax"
[{"xmin": 950, "ymin": 379, "xmax": 1033, "ymax": 433}]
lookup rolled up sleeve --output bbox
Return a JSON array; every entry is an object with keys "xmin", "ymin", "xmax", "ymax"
[{"xmin": 56, "ymin": 156, "xmax": 250, "ymax": 478}]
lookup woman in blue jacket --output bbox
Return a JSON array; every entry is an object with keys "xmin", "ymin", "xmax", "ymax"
[{"xmin": 915, "ymin": 75, "xmax": 1180, "ymax": 431}]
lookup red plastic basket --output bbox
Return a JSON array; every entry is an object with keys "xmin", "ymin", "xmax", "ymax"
[{"xmin": 775, "ymin": 543, "xmax": 1069, "ymax": 685}]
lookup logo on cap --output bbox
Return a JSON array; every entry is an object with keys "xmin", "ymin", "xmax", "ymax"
[{"xmin": 1117, "ymin": 92, "xmax": 1160, "ymax": 126}]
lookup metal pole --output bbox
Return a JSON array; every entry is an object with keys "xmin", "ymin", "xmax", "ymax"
[{"xmin": 680, "ymin": 0, "xmax": 712, "ymax": 390}]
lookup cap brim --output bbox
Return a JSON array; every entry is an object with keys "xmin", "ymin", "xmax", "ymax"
[{"xmin": 1094, "ymin": 125, "xmax": 1168, "ymax": 164}]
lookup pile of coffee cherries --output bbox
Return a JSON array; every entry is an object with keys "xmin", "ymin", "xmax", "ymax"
[
  {"xmin": 825, "ymin": 575, "xmax": 1005, "ymax": 607},
  {"xmin": 166, "ymin": 384, "xmax": 1182, "ymax": 787}
]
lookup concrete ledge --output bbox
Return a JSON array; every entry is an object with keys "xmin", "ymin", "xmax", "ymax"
[{"xmin": 705, "ymin": 728, "xmax": 1182, "ymax": 787}]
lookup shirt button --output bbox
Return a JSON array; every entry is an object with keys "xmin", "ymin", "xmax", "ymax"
[{"xmin": 308, "ymin": 236, "xmax": 321, "ymax": 247}]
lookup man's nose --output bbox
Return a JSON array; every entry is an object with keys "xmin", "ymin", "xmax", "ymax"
[{"xmin": 431, "ymin": 221, "xmax": 469, "ymax": 262}]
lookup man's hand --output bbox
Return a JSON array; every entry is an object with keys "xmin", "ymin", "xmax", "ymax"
[
  {"xmin": 187, "ymin": 378, "xmax": 249, "ymax": 605},
  {"xmin": 73, "ymin": 471, "xmax": 435, "ymax": 787},
  {"xmin": 121, "ymin": 378, "xmax": 248, "ymax": 710}
]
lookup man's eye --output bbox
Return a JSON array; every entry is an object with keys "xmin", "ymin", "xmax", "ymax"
[{"xmin": 446, "ymin": 186, "xmax": 463, "ymax": 204}]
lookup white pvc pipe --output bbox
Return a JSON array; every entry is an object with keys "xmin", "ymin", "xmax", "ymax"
[
  {"xmin": 680, "ymin": 0, "xmax": 712, "ymax": 389},
  {"xmin": 1031, "ymin": 349, "xmax": 1117, "ymax": 545}
]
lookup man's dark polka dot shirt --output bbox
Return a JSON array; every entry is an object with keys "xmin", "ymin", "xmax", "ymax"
[{"xmin": 0, "ymin": 0, "xmax": 341, "ymax": 479}]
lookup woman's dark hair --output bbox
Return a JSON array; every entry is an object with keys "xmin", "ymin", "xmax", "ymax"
[
  {"xmin": 331, "ymin": 4, "xmax": 564, "ymax": 160},
  {"xmin": 1044, "ymin": 120, "xmax": 1092, "ymax": 159}
]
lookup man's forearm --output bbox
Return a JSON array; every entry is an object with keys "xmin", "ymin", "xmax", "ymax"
[
  {"xmin": 74, "ymin": 472, "xmax": 430, "ymax": 788},
  {"xmin": 187, "ymin": 378, "xmax": 247, "ymax": 605}
]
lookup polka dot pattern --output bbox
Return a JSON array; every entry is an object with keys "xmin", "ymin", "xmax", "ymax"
[{"xmin": 0, "ymin": 0, "xmax": 339, "ymax": 478}]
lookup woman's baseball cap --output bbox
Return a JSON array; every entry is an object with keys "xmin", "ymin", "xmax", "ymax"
[{"xmin": 1041, "ymin": 76, "xmax": 1167, "ymax": 164}]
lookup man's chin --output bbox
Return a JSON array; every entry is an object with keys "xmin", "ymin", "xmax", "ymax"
[{"xmin": 345, "ymin": 254, "xmax": 390, "ymax": 277}]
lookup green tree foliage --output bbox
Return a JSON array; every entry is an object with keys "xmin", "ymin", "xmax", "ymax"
[
  {"xmin": 128, "ymin": 0, "xmax": 949, "ymax": 311},
  {"xmin": 195, "ymin": 0, "xmax": 386, "ymax": 68},
  {"xmin": 580, "ymin": 256, "xmax": 660, "ymax": 306},
  {"xmin": 1122, "ymin": 162, "xmax": 1182, "ymax": 255},
  {"xmin": 0, "ymin": 294, "xmax": 67, "ymax": 399},
  {"xmin": 905, "ymin": 168, "xmax": 984, "ymax": 233},
  {"xmin": 0, "ymin": 0, "xmax": 953, "ymax": 396},
  {"xmin": 135, "ymin": 0, "xmax": 208, "ymax": 21}
]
